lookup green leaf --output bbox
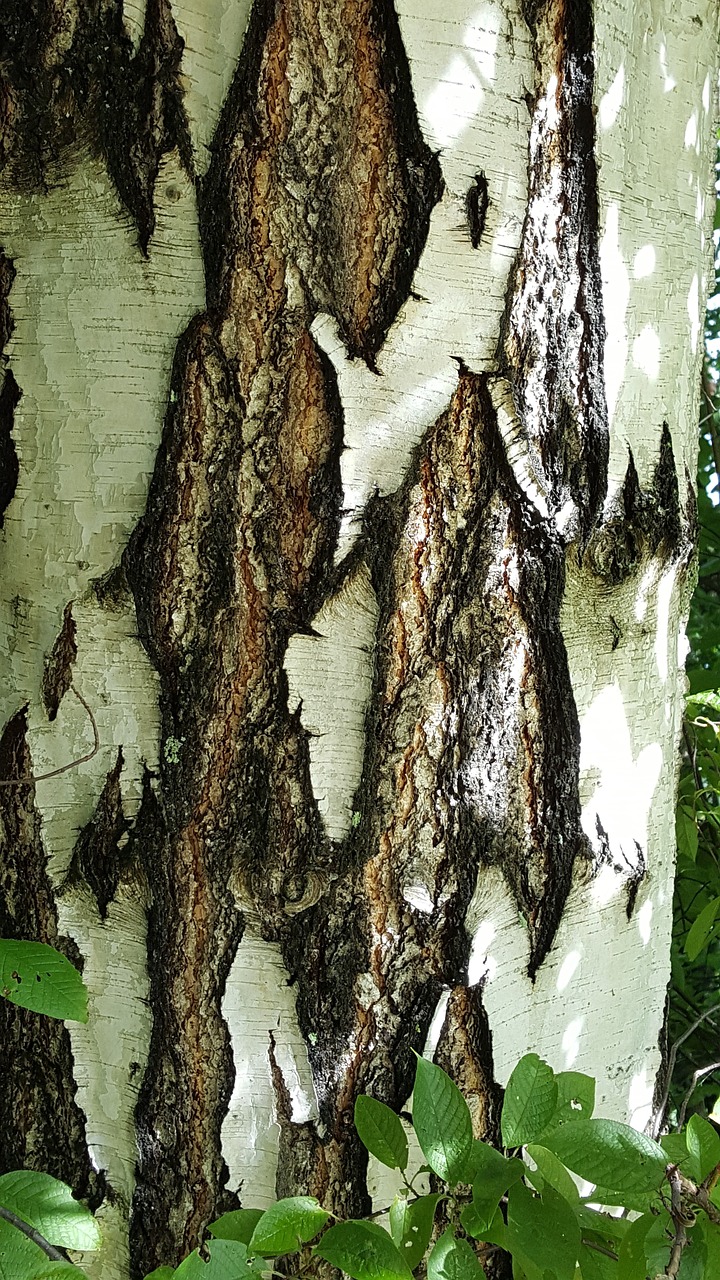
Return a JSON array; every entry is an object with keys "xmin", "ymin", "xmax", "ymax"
[
  {"xmin": 0, "ymin": 1215, "xmax": 48, "ymax": 1280},
  {"xmin": 661, "ymin": 1132, "xmax": 691, "ymax": 1168},
  {"xmin": 462, "ymin": 1142, "xmax": 524, "ymax": 1200},
  {"xmin": 315, "ymin": 1220, "xmax": 413, "ymax": 1280},
  {"xmin": 249, "ymin": 1197, "xmax": 329, "ymax": 1255},
  {"xmin": 174, "ymin": 1241, "xmax": 265, "ymax": 1278},
  {"xmin": 389, "ymin": 1193, "xmax": 439, "ymax": 1270},
  {"xmin": 686, "ymin": 1113, "xmax": 720, "ymax": 1182},
  {"xmin": 505, "ymin": 1182, "xmax": 580, "ymax": 1280},
  {"xmin": 142, "ymin": 1270, "xmax": 175, "ymax": 1280},
  {"xmin": 0, "ymin": 1170, "xmax": 100, "ymax": 1250},
  {"xmin": 575, "ymin": 1207, "xmax": 630, "ymax": 1246},
  {"xmin": 461, "ymin": 1199, "xmax": 505, "ymax": 1241},
  {"xmin": 685, "ymin": 897, "xmax": 720, "ymax": 961},
  {"xmin": 578, "ymin": 1242, "xmax": 616, "ymax": 1280},
  {"xmin": 525, "ymin": 1144, "xmax": 579, "ymax": 1202},
  {"xmin": 32, "ymin": 1268, "xmax": 84, "ymax": 1279},
  {"xmin": 616, "ymin": 1212, "xmax": 655, "ymax": 1280},
  {"xmin": 0, "ymin": 941, "xmax": 87, "ymax": 1023},
  {"xmin": 543, "ymin": 1118, "xmax": 667, "ymax": 1197},
  {"xmin": 207, "ymin": 1209, "xmax": 265, "ymax": 1243},
  {"xmin": 412, "ymin": 1056, "xmax": 473, "ymax": 1184},
  {"xmin": 698, "ymin": 1215, "xmax": 720, "ymax": 1271},
  {"xmin": 544, "ymin": 1072, "xmax": 596, "ymax": 1130},
  {"xmin": 643, "ymin": 1209, "xmax": 674, "ymax": 1275},
  {"xmin": 501, "ymin": 1054, "xmax": 558, "ymax": 1147},
  {"xmin": 677, "ymin": 806, "xmax": 699, "ymax": 862},
  {"xmin": 427, "ymin": 1230, "xmax": 486, "ymax": 1280},
  {"xmin": 355, "ymin": 1096, "xmax": 408, "ymax": 1171}
]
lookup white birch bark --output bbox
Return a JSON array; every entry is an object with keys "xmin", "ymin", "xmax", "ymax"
[{"xmin": 0, "ymin": 0, "xmax": 717, "ymax": 1274}]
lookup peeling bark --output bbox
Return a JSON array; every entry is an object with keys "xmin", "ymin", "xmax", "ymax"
[
  {"xmin": 42, "ymin": 602, "xmax": 78, "ymax": 721},
  {"xmin": 0, "ymin": 711, "xmax": 103, "ymax": 1207},
  {"xmin": 0, "ymin": 0, "xmax": 715, "ymax": 1275},
  {"xmin": 0, "ymin": 249, "xmax": 18, "ymax": 527},
  {"xmin": 0, "ymin": 0, "xmax": 192, "ymax": 250}
]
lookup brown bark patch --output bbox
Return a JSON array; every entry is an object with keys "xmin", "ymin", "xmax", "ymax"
[
  {"xmin": 0, "ymin": 0, "xmax": 192, "ymax": 251},
  {"xmin": 42, "ymin": 601, "xmax": 78, "ymax": 721},
  {"xmin": 0, "ymin": 710, "xmax": 103, "ymax": 1207},
  {"xmin": 64, "ymin": 747, "xmax": 129, "ymax": 919}
]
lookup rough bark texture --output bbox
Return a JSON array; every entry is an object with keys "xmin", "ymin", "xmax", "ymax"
[
  {"xmin": 0, "ymin": 712, "xmax": 103, "ymax": 1207},
  {"xmin": 0, "ymin": 0, "xmax": 714, "ymax": 1275}
]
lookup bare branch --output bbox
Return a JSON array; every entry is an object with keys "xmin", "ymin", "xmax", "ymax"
[{"xmin": 0, "ymin": 1204, "xmax": 72, "ymax": 1264}]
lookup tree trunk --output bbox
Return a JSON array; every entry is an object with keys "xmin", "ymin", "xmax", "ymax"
[{"xmin": 0, "ymin": 0, "xmax": 716, "ymax": 1275}]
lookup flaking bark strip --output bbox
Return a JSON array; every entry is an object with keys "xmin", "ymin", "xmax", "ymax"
[
  {"xmin": 0, "ymin": 369, "xmax": 20, "ymax": 529},
  {"xmin": 123, "ymin": 0, "xmax": 441, "ymax": 1265},
  {"xmin": 587, "ymin": 423, "xmax": 687, "ymax": 585},
  {"xmin": 282, "ymin": 371, "xmax": 585, "ymax": 1193},
  {"xmin": 200, "ymin": 0, "xmax": 442, "ymax": 365},
  {"xmin": 63, "ymin": 748, "xmax": 129, "ymax": 919},
  {"xmin": 0, "ymin": 251, "xmax": 19, "ymax": 528},
  {"xmin": 500, "ymin": 0, "xmax": 608, "ymax": 542},
  {"xmin": 42, "ymin": 602, "xmax": 78, "ymax": 721},
  {"xmin": 0, "ymin": 0, "xmax": 192, "ymax": 252},
  {"xmin": 465, "ymin": 173, "xmax": 489, "ymax": 250},
  {"xmin": 0, "ymin": 711, "xmax": 104, "ymax": 1208}
]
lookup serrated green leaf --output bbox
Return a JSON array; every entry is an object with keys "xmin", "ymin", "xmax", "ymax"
[
  {"xmin": 578, "ymin": 1242, "xmax": 616, "ymax": 1280},
  {"xmin": 460, "ymin": 1199, "xmax": 504, "ymax": 1241},
  {"xmin": 355, "ymin": 1096, "xmax": 408, "ymax": 1171},
  {"xmin": 32, "ymin": 1268, "xmax": 84, "ymax": 1279},
  {"xmin": 249, "ymin": 1197, "xmax": 329, "ymax": 1255},
  {"xmin": 427, "ymin": 1229, "xmax": 486, "ymax": 1280},
  {"xmin": 506, "ymin": 1182, "xmax": 580, "ymax": 1280},
  {"xmin": 525, "ymin": 1144, "xmax": 579, "ymax": 1202},
  {"xmin": 461, "ymin": 1141, "xmax": 523, "ymax": 1201},
  {"xmin": 0, "ymin": 941, "xmax": 87, "ymax": 1023},
  {"xmin": 686, "ymin": 1113, "xmax": 720, "ymax": 1183},
  {"xmin": 389, "ymin": 1193, "xmax": 439, "ymax": 1270},
  {"xmin": 643, "ymin": 1209, "xmax": 673, "ymax": 1275},
  {"xmin": 0, "ymin": 1215, "xmax": 48, "ymax": 1280},
  {"xmin": 698, "ymin": 1214, "xmax": 720, "ymax": 1271},
  {"xmin": 575, "ymin": 1207, "xmax": 630, "ymax": 1245},
  {"xmin": 542, "ymin": 1072, "xmax": 595, "ymax": 1132},
  {"xmin": 661, "ymin": 1132, "xmax": 691, "ymax": 1168},
  {"xmin": 412, "ymin": 1057, "xmax": 473, "ymax": 1184},
  {"xmin": 685, "ymin": 897, "xmax": 720, "ymax": 961},
  {"xmin": 677, "ymin": 807, "xmax": 700, "ymax": 862},
  {"xmin": 315, "ymin": 1219, "xmax": 413, "ymax": 1280},
  {"xmin": 207, "ymin": 1209, "xmax": 265, "ymax": 1243},
  {"xmin": 501, "ymin": 1054, "xmax": 558, "ymax": 1147},
  {"xmin": 0, "ymin": 1171, "xmax": 100, "ymax": 1250},
  {"xmin": 616, "ymin": 1211, "xmax": 655, "ymax": 1280},
  {"xmin": 543, "ymin": 1119, "xmax": 667, "ymax": 1198},
  {"xmin": 174, "ymin": 1241, "xmax": 265, "ymax": 1278}
]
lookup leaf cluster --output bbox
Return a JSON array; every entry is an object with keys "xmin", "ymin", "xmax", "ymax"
[{"xmin": 4, "ymin": 1053, "xmax": 720, "ymax": 1280}]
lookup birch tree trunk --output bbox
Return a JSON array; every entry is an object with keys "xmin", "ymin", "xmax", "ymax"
[{"xmin": 0, "ymin": 0, "xmax": 717, "ymax": 1276}]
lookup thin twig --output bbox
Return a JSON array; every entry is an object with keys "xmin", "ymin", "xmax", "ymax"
[
  {"xmin": 581, "ymin": 1238, "xmax": 619, "ymax": 1261},
  {"xmin": 0, "ymin": 686, "xmax": 100, "ymax": 788},
  {"xmin": 651, "ymin": 1002, "xmax": 720, "ymax": 1136},
  {"xmin": 0, "ymin": 1204, "xmax": 72, "ymax": 1263},
  {"xmin": 677, "ymin": 1062, "xmax": 720, "ymax": 1130}
]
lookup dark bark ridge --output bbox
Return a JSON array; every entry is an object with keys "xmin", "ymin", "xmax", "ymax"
[
  {"xmin": 0, "ymin": 711, "xmax": 104, "ymax": 1208},
  {"xmin": 41, "ymin": 601, "xmax": 77, "ymax": 721},
  {"xmin": 63, "ymin": 747, "xmax": 130, "ymax": 920},
  {"xmin": 0, "ymin": 0, "xmax": 192, "ymax": 252},
  {"xmin": 0, "ymin": 250, "xmax": 19, "ymax": 528},
  {"xmin": 123, "ymin": 1, "xmax": 441, "ymax": 1270},
  {"xmin": 501, "ymin": 0, "xmax": 609, "ymax": 544}
]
